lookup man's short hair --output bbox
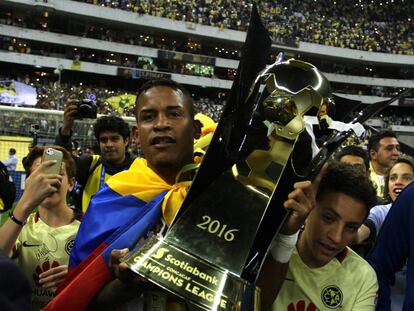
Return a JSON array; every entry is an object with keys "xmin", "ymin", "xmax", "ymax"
[
  {"xmin": 335, "ymin": 145, "xmax": 370, "ymax": 171},
  {"xmin": 9, "ymin": 148, "xmax": 16, "ymax": 155},
  {"xmin": 367, "ymin": 130, "xmax": 398, "ymax": 154},
  {"xmin": 93, "ymin": 116, "xmax": 130, "ymax": 141},
  {"xmin": 24, "ymin": 145, "xmax": 76, "ymax": 180},
  {"xmin": 317, "ymin": 162, "xmax": 377, "ymax": 216},
  {"xmin": 383, "ymin": 155, "xmax": 414, "ymax": 202},
  {"xmin": 135, "ymin": 79, "xmax": 194, "ymax": 119}
]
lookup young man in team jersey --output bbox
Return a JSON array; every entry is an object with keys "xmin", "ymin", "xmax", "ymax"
[
  {"xmin": 55, "ymin": 110, "xmax": 135, "ymax": 213},
  {"xmin": 0, "ymin": 146, "xmax": 80, "ymax": 310},
  {"xmin": 259, "ymin": 162, "xmax": 378, "ymax": 311}
]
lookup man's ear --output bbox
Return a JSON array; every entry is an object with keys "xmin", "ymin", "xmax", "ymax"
[
  {"xmin": 132, "ymin": 126, "xmax": 140, "ymax": 145},
  {"xmin": 125, "ymin": 136, "xmax": 130, "ymax": 147},
  {"xmin": 369, "ymin": 149, "xmax": 376, "ymax": 160},
  {"xmin": 193, "ymin": 120, "xmax": 202, "ymax": 139}
]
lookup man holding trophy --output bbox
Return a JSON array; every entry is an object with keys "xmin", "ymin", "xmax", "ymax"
[{"xmin": 45, "ymin": 6, "xmax": 380, "ymax": 311}]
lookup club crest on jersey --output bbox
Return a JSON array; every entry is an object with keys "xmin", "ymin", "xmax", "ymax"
[
  {"xmin": 321, "ymin": 285, "xmax": 343, "ymax": 308},
  {"xmin": 65, "ymin": 239, "xmax": 75, "ymax": 255}
]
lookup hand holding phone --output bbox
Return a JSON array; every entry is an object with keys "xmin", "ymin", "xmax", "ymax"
[
  {"xmin": 43, "ymin": 148, "xmax": 63, "ymax": 175},
  {"xmin": 18, "ymin": 148, "xmax": 64, "ymax": 213}
]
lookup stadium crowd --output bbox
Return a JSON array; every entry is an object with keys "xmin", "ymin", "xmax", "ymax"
[
  {"xmin": 77, "ymin": 0, "xmax": 414, "ymax": 55},
  {"xmin": 0, "ymin": 73, "xmax": 226, "ymax": 122},
  {"xmin": 3, "ymin": 71, "xmax": 413, "ymax": 129},
  {"xmin": 0, "ymin": 11, "xmax": 240, "ymax": 60}
]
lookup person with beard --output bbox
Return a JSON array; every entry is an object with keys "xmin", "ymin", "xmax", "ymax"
[
  {"xmin": 55, "ymin": 110, "xmax": 135, "ymax": 213},
  {"xmin": 367, "ymin": 131, "xmax": 400, "ymax": 197}
]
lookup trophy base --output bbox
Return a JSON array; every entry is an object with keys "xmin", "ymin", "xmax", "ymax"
[{"xmin": 124, "ymin": 236, "xmax": 260, "ymax": 311}]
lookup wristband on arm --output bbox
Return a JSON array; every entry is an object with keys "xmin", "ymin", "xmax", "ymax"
[
  {"xmin": 9, "ymin": 210, "xmax": 26, "ymax": 226},
  {"xmin": 269, "ymin": 231, "xmax": 299, "ymax": 263}
]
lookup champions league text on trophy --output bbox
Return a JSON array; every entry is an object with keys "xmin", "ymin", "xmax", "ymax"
[{"xmin": 124, "ymin": 6, "xmax": 333, "ymax": 311}]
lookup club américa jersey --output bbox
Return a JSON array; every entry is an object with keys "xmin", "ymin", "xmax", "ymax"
[
  {"xmin": 13, "ymin": 213, "xmax": 80, "ymax": 311},
  {"xmin": 273, "ymin": 247, "xmax": 378, "ymax": 311}
]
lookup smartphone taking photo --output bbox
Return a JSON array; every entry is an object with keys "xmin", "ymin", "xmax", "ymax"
[{"xmin": 43, "ymin": 148, "xmax": 63, "ymax": 175}]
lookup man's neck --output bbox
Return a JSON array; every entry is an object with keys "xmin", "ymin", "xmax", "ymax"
[
  {"xmin": 38, "ymin": 204, "xmax": 74, "ymax": 228},
  {"xmin": 154, "ymin": 168, "xmax": 179, "ymax": 185},
  {"xmin": 107, "ymin": 154, "xmax": 127, "ymax": 166},
  {"xmin": 371, "ymin": 161, "xmax": 387, "ymax": 176},
  {"xmin": 297, "ymin": 233, "xmax": 325, "ymax": 269},
  {"xmin": 151, "ymin": 165, "xmax": 193, "ymax": 185}
]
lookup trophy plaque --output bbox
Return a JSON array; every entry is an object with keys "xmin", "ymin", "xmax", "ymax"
[{"xmin": 124, "ymin": 6, "xmax": 333, "ymax": 311}]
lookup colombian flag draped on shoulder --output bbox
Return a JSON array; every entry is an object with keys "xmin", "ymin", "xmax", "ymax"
[{"xmin": 44, "ymin": 158, "xmax": 190, "ymax": 311}]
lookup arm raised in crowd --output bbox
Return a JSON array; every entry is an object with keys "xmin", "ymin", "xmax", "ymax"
[
  {"xmin": 55, "ymin": 99, "xmax": 79, "ymax": 152},
  {"xmin": 0, "ymin": 161, "xmax": 62, "ymax": 254},
  {"xmin": 257, "ymin": 180, "xmax": 317, "ymax": 310}
]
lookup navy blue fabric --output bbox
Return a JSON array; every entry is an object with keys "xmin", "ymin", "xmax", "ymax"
[
  {"xmin": 368, "ymin": 182, "xmax": 414, "ymax": 310},
  {"xmin": 0, "ymin": 249, "xmax": 31, "ymax": 311}
]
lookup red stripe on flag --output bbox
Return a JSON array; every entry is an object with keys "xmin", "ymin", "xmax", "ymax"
[
  {"xmin": 55, "ymin": 242, "xmax": 108, "ymax": 294},
  {"xmin": 44, "ymin": 250, "xmax": 112, "ymax": 311}
]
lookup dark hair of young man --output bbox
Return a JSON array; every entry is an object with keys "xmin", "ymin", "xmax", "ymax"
[
  {"xmin": 317, "ymin": 161, "xmax": 377, "ymax": 217},
  {"xmin": 335, "ymin": 145, "xmax": 370, "ymax": 171},
  {"xmin": 24, "ymin": 146, "xmax": 76, "ymax": 180},
  {"xmin": 135, "ymin": 78, "xmax": 195, "ymax": 118},
  {"xmin": 93, "ymin": 116, "xmax": 131, "ymax": 141},
  {"xmin": 367, "ymin": 130, "xmax": 398, "ymax": 154}
]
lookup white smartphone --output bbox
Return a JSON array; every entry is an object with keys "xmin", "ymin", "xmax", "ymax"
[{"xmin": 43, "ymin": 148, "xmax": 63, "ymax": 175}]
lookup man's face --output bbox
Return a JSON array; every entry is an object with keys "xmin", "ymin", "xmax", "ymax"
[
  {"xmin": 339, "ymin": 155, "xmax": 367, "ymax": 175},
  {"xmin": 298, "ymin": 192, "xmax": 367, "ymax": 268},
  {"xmin": 371, "ymin": 137, "xmax": 400, "ymax": 169},
  {"xmin": 98, "ymin": 131, "xmax": 129, "ymax": 165},
  {"xmin": 134, "ymin": 86, "xmax": 196, "ymax": 177}
]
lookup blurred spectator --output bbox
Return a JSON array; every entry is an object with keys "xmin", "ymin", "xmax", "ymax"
[
  {"xmin": 83, "ymin": 146, "xmax": 95, "ymax": 156},
  {"xmin": 0, "ymin": 160, "xmax": 16, "ymax": 212},
  {"xmin": 335, "ymin": 145, "xmax": 370, "ymax": 176},
  {"xmin": 71, "ymin": 140, "xmax": 80, "ymax": 157},
  {"xmin": 4, "ymin": 148, "xmax": 18, "ymax": 172}
]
